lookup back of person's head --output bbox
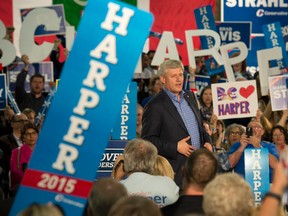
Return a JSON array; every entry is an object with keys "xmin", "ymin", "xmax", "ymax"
[
  {"xmin": 17, "ymin": 203, "xmax": 64, "ymax": 216},
  {"xmin": 152, "ymin": 155, "xmax": 174, "ymax": 180},
  {"xmin": 108, "ymin": 195, "xmax": 161, "ymax": 216},
  {"xmin": 88, "ymin": 178, "xmax": 128, "ymax": 216},
  {"xmin": 123, "ymin": 138, "xmax": 157, "ymax": 174},
  {"xmin": 183, "ymin": 149, "xmax": 218, "ymax": 189},
  {"xmin": 203, "ymin": 173, "xmax": 254, "ymax": 216}
]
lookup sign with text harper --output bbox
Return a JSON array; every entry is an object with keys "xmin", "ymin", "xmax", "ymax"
[
  {"xmin": 0, "ymin": 74, "xmax": 7, "ymax": 110},
  {"xmin": 269, "ymin": 74, "xmax": 288, "ymax": 111},
  {"xmin": 9, "ymin": 1, "xmax": 153, "ymax": 215},
  {"xmin": 244, "ymin": 148, "xmax": 270, "ymax": 206},
  {"xmin": 111, "ymin": 82, "xmax": 137, "ymax": 140},
  {"xmin": 212, "ymin": 80, "xmax": 258, "ymax": 120}
]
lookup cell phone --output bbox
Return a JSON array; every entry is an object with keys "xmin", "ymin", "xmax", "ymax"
[{"xmin": 246, "ymin": 127, "xmax": 253, "ymax": 138}]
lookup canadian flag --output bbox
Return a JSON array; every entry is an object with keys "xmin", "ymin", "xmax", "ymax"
[{"xmin": 0, "ymin": 0, "xmax": 215, "ymax": 65}]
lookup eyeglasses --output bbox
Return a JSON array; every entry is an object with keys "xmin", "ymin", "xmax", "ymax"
[
  {"xmin": 273, "ymin": 134, "xmax": 284, "ymax": 138},
  {"xmin": 230, "ymin": 132, "xmax": 241, "ymax": 135},
  {"xmin": 14, "ymin": 119, "xmax": 29, "ymax": 123},
  {"xmin": 25, "ymin": 131, "xmax": 38, "ymax": 137}
]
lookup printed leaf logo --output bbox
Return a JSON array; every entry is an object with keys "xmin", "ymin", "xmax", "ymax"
[{"xmin": 240, "ymin": 85, "xmax": 255, "ymax": 99}]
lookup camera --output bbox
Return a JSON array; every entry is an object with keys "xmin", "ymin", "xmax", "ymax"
[{"xmin": 246, "ymin": 127, "xmax": 253, "ymax": 138}]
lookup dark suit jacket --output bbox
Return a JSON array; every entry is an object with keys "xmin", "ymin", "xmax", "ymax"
[
  {"xmin": 142, "ymin": 90, "xmax": 211, "ymax": 188},
  {"xmin": 0, "ymin": 134, "xmax": 19, "ymax": 196}
]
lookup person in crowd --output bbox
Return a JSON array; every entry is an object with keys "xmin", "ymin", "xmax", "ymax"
[
  {"xmin": 22, "ymin": 108, "xmax": 36, "ymax": 125},
  {"xmin": 111, "ymin": 155, "xmax": 125, "ymax": 181},
  {"xmin": 203, "ymin": 173, "xmax": 254, "ymax": 216},
  {"xmin": 120, "ymin": 138, "xmax": 179, "ymax": 207},
  {"xmin": 10, "ymin": 123, "xmax": 39, "ymax": 195},
  {"xmin": 17, "ymin": 203, "xmax": 64, "ymax": 216},
  {"xmin": 87, "ymin": 178, "xmax": 128, "ymax": 216},
  {"xmin": 152, "ymin": 155, "xmax": 174, "ymax": 180},
  {"xmin": 199, "ymin": 86, "xmax": 213, "ymax": 122},
  {"xmin": 50, "ymin": 37, "xmax": 68, "ymax": 80},
  {"xmin": 225, "ymin": 123, "xmax": 245, "ymax": 151},
  {"xmin": 137, "ymin": 53, "xmax": 151, "ymax": 104},
  {"xmin": 142, "ymin": 59, "xmax": 212, "ymax": 189},
  {"xmin": 136, "ymin": 103, "xmax": 143, "ymax": 138},
  {"xmin": 147, "ymin": 50, "xmax": 158, "ymax": 73},
  {"xmin": 0, "ymin": 113, "xmax": 29, "ymax": 197},
  {"xmin": 230, "ymin": 52, "xmax": 253, "ymax": 81},
  {"xmin": 228, "ymin": 119, "xmax": 279, "ymax": 182},
  {"xmin": 141, "ymin": 75, "xmax": 162, "ymax": 107},
  {"xmin": 257, "ymin": 162, "xmax": 288, "ymax": 216},
  {"xmin": 270, "ymin": 125, "xmax": 288, "ymax": 155},
  {"xmin": 108, "ymin": 195, "xmax": 162, "ymax": 216},
  {"xmin": 15, "ymin": 55, "xmax": 46, "ymax": 115},
  {"xmin": 0, "ymin": 106, "xmax": 15, "ymax": 136},
  {"xmin": 162, "ymin": 149, "xmax": 218, "ymax": 216}
]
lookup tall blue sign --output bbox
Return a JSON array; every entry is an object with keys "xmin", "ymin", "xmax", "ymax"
[
  {"xmin": 111, "ymin": 82, "xmax": 137, "ymax": 140},
  {"xmin": 9, "ymin": 0, "xmax": 153, "ymax": 215},
  {"xmin": 245, "ymin": 148, "xmax": 270, "ymax": 206}
]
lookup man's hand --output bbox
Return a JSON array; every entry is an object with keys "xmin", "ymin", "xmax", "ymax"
[{"xmin": 177, "ymin": 136, "xmax": 195, "ymax": 157}]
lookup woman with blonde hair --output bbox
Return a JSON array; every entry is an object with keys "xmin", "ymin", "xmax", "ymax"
[{"xmin": 153, "ymin": 155, "xmax": 174, "ymax": 180}]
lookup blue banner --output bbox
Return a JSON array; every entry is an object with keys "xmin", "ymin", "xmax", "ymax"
[
  {"xmin": 263, "ymin": 22, "xmax": 288, "ymax": 69},
  {"xmin": 96, "ymin": 140, "xmax": 127, "ymax": 178},
  {"xmin": 216, "ymin": 22, "xmax": 252, "ymax": 49},
  {"xmin": 9, "ymin": 0, "xmax": 153, "ymax": 215},
  {"xmin": 20, "ymin": 5, "xmax": 66, "ymax": 36},
  {"xmin": 194, "ymin": 5, "xmax": 217, "ymax": 49},
  {"xmin": 0, "ymin": 74, "xmax": 7, "ymax": 110},
  {"xmin": 111, "ymin": 82, "xmax": 137, "ymax": 140},
  {"xmin": 244, "ymin": 148, "xmax": 270, "ymax": 205},
  {"xmin": 222, "ymin": 0, "xmax": 288, "ymax": 34},
  {"xmin": 8, "ymin": 62, "xmax": 54, "ymax": 93},
  {"xmin": 195, "ymin": 75, "xmax": 226, "ymax": 97}
]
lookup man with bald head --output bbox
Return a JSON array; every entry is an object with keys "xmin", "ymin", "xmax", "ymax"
[{"xmin": 0, "ymin": 113, "xmax": 29, "ymax": 197}]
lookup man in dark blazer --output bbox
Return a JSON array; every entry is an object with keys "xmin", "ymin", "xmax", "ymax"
[
  {"xmin": 142, "ymin": 59, "xmax": 212, "ymax": 189},
  {"xmin": 0, "ymin": 113, "xmax": 28, "ymax": 197}
]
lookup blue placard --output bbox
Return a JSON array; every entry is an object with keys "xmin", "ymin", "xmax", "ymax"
[
  {"xmin": 195, "ymin": 75, "xmax": 227, "ymax": 97},
  {"xmin": 263, "ymin": 22, "xmax": 288, "ymax": 69},
  {"xmin": 20, "ymin": 5, "xmax": 66, "ymax": 36},
  {"xmin": 7, "ymin": 62, "xmax": 54, "ymax": 93},
  {"xmin": 244, "ymin": 148, "xmax": 270, "ymax": 206},
  {"xmin": 9, "ymin": 0, "xmax": 153, "ymax": 215},
  {"xmin": 111, "ymin": 82, "xmax": 137, "ymax": 140},
  {"xmin": 216, "ymin": 22, "xmax": 252, "ymax": 49},
  {"xmin": 97, "ymin": 140, "xmax": 127, "ymax": 178},
  {"xmin": 222, "ymin": 0, "xmax": 288, "ymax": 34},
  {"xmin": 0, "ymin": 74, "xmax": 7, "ymax": 110},
  {"xmin": 194, "ymin": 5, "xmax": 217, "ymax": 49}
]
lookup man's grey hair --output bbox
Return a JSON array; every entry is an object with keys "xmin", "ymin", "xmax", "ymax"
[
  {"xmin": 158, "ymin": 59, "xmax": 184, "ymax": 76},
  {"xmin": 123, "ymin": 138, "xmax": 158, "ymax": 174},
  {"xmin": 203, "ymin": 173, "xmax": 254, "ymax": 216}
]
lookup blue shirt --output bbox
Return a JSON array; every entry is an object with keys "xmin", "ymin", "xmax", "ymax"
[
  {"xmin": 163, "ymin": 88, "xmax": 200, "ymax": 149},
  {"xmin": 228, "ymin": 141, "xmax": 279, "ymax": 182}
]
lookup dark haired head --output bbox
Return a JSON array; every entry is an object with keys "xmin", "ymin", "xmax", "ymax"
[
  {"xmin": 270, "ymin": 125, "xmax": 288, "ymax": 143},
  {"xmin": 30, "ymin": 73, "xmax": 45, "ymax": 83},
  {"xmin": 20, "ymin": 123, "xmax": 39, "ymax": 142}
]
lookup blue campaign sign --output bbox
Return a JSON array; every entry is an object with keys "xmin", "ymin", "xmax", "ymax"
[
  {"xmin": 20, "ymin": 5, "xmax": 66, "ymax": 36},
  {"xmin": 7, "ymin": 62, "xmax": 54, "ymax": 93},
  {"xmin": 0, "ymin": 74, "xmax": 7, "ymax": 110},
  {"xmin": 216, "ymin": 22, "xmax": 252, "ymax": 49},
  {"xmin": 9, "ymin": 0, "xmax": 153, "ymax": 215},
  {"xmin": 194, "ymin": 5, "xmax": 217, "ymax": 49},
  {"xmin": 96, "ymin": 140, "xmax": 127, "ymax": 179},
  {"xmin": 245, "ymin": 148, "xmax": 270, "ymax": 205},
  {"xmin": 263, "ymin": 22, "xmax": 288, "ymax": 69},
  {"xmin": 222, "ymin": 0, "xmax": 288, "ymax": 34},
  {"xmin": 111, "ymin": 82, "xmax": 137, "ymax": 140},
  {"xmin": 195, "ymin": 75, "xmax": 211, "ymax": 97}
]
